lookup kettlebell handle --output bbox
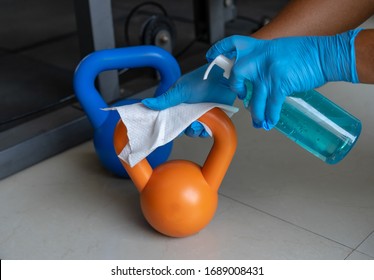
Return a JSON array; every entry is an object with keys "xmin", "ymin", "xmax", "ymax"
[
  {"xmin": 74, "ymin": 46, "xmax": 181, "ymax": 129},
  {"xmin": 199, "ymin": 108, "xmax": 237, "ymax": 191},
  {"xmin": 114, "ymin": 107, "xmax": 237, "ymax": 192}
]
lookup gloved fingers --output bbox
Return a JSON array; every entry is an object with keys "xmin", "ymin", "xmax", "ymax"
[
  {"xmin": 249, "ymin": 82, "xmax": 268, "ymax": 129},
  {"xmin": 206, "ymin": 36, "xmax": 237, "ymax": 61},
  {"xmin": 184, "ymin": 121, "xmax": 207, "ymax": 138},
  {"xmin": 264, "ymin": 86, "xmax": 286, "ymax": 130},
  {"xmin": 200, "ymin": 130, "xmax": 210, "ymax": 138},
  {"xmin": 228, "ymin": 56, "xmax": 260, "ymax": 100},
  {"xmin": 142, "ymin": 84, "xmax": 188, "ymax": 111},
  {"xmin": 228, "ymin": 68, "xmax": 248, "ymax": 99}
]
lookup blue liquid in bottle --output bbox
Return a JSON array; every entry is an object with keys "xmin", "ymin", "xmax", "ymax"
[{"xmin": 244, "ymin": 81, "xmax": 361, "ymax": 164}]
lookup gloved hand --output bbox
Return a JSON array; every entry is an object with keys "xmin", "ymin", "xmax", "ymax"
[
  {"xmin": 206, "ymin": 29, "xmax": 362, "ymax": 130},
  {"xmin": 142, "ymin": 64, "xmax": 236, "ymax": 137}
]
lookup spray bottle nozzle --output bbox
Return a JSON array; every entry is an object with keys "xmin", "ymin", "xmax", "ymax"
[{"xmin": 203, "ymin": 55, "xmax": 235, "ymax": 80}]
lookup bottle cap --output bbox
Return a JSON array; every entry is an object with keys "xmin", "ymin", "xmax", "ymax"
[{"xmin": 203, "ymin": 55, "xmax": 235, "ymax": 80}]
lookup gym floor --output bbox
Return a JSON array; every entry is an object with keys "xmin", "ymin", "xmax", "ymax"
[{"xmin": 0, "ymin": 1, "xmax": 374, "ymax": 259}]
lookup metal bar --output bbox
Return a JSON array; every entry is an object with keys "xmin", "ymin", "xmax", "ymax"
[{"xmin": 74, "ymin": 0, "xmax": 120, "ymax": 103}]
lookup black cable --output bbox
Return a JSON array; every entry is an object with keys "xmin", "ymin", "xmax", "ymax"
[
  {"xmin": 174, "ymin": 35, "xmax": 207, "ymax": 58},
  {"xmin": 124, "ymin": 1, "xmax": 168, "ymax": 46},
  {"xmin": 174, "ymin": 38, "xmax": 198, "ymax": 58}
]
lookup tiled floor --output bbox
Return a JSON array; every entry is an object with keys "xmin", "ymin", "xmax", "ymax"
[{"xmin": 0, "ymin": 1, "xmax": 373, "ymax": 260}]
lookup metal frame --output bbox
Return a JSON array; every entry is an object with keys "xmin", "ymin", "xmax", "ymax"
[
  {"xmin": 0, "ymin": 0, "xmax": 116, "ymax": 180},
  {"xmin": 193, "ymin": 0, "xmax": 237, "ymax": 44},
  {"xmin": 74, "ymin": 0, "xmax": 120, "ymax": 103}
]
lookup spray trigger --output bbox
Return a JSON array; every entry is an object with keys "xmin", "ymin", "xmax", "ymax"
[{"xmin": 203, "ymin": 55, "xmax": 235, "ymax": 80}]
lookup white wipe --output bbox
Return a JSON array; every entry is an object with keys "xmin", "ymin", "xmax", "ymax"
[{"xmin": 105, "ymin": 103, "xmax": 238, "ymax": 167}]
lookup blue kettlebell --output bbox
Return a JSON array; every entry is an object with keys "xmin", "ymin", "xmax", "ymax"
[{"xmin": 74, "ymin": 46, "xmax": 181, "ymax": 177}]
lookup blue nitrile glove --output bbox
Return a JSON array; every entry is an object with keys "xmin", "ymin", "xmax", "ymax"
[
  {"xmin": 142, "ymin": 64, "xmax": 236, "ymax": 137},
  {"xmin": 206, "ymin": 29, "xmax": 362, "ymax": 130}
]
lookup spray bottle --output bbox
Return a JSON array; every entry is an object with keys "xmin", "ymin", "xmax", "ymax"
[{"xmin": 204, "ymin": 55, "xmax": 361, "ymax": 164}]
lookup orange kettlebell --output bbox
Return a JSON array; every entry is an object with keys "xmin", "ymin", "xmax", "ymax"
[{"xmin": 113, "ymin": 108, "xmax": 237, "ymax": 237}]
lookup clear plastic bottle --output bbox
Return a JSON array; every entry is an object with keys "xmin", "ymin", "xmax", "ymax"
[{"xmin": 204, "ymin": 55, "xmax": 361, "ymax": 164}]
